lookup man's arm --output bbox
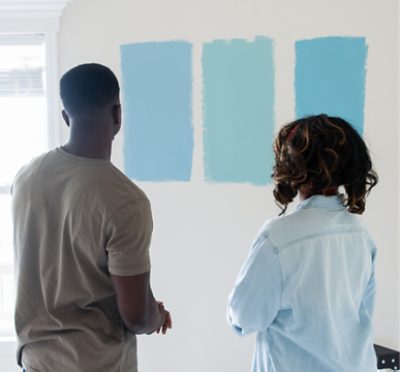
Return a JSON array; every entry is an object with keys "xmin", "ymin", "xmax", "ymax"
[
  {"xmin": 111, "ymin": 271, "xmax": 169, "ymax": 334},
  {"xmin": 107, "ymin": 200, "xmax": 171, "ymax": 334}
]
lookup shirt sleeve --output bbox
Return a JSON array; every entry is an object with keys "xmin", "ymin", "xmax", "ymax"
[
  {"xmin": 227, "ymin": 235, "xmax": 282, "ymax": 336},
  {"xmin": 363, "ymin": 244, "xmax": 377, "ymax": 318},
  {"xmin": 106, "ymin": 198, "xmax": 153, "ymax": 276}
]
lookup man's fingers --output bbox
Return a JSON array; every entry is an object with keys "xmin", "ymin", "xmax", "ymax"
[
  {"xmin": 161, "ymin": 311, "xmax": 172, "ymax": 334},
  {"xmin": 153, "ymin": 308, "xmax": 172, "ymax": 335},
  {"xmin": 166, "ymin": 312, "xmax": 172, "ymax": 328}
]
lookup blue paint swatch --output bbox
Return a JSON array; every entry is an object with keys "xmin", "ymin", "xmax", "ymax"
[
  {"xmin": 121, "ymin": 42, "xmax": 193, "ymax": 181},
  {"xmin": 295, "ymin": 37, "xmax": 367, "ymax": 134},
  {"xmin": 202, "ymin": 37, "xmax": 275, "ymax": 185}
]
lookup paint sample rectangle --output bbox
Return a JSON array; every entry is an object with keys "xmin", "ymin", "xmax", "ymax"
[
  {"xmin": 121, "ymin": 41, "xmax": 193, "ymax": 181},
  {"xmin": 202, "ymin": 37, "xmax": 275, "ymax": 185},
  {"xmin": 295, "ymin": 37, "xmax": 367, "ymax": 134}
]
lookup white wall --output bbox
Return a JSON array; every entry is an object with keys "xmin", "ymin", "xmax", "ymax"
[{"xmin": 57, "ymin": 1, "xmax": 399, "ymax": 371}]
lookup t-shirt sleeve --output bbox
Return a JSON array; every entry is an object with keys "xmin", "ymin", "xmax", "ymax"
[
  {"xmin": 227, "ymin": 235, "xmax": 282, "ymax": 336},
  {"xmin": 106, "ymin": 198, "xmax": 153, "ymax": 276}
]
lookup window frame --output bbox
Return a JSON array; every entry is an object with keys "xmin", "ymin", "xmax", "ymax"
[
  {"xmin": 0, "ymin": 9, "xmax": 64, "ymax": 344},
  {"xmin": 0, "ymin": 16, "xmax": 62, "ymax": 150},
  {"xmin": 0, "ymin": 33, "xmax": 52, "ymax": 338}
]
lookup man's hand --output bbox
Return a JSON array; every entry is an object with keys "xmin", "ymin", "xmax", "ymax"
[
  {"xmin": 156, "ymin": 301, "xmax": 172, "ymax": 335},
  {"xmin": 111, "ymin": 272, "xmax": 170, "ymax": 335}
]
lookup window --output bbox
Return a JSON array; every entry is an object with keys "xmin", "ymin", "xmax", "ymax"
[{"xmin": 0, "ymin": 35, "xmax": 49, "ymax": 335}]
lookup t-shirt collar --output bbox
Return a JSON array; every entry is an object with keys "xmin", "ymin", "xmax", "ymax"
[{"xmin": 55, "ymin": 147, "xmax": 111, "ymax": 165}]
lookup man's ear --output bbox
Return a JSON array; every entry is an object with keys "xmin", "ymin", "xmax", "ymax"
[
  {"xmin": 112, "ymin": 103, "xmax": 122, "ymax": 136},
  {"xmin": 62, "ymin": 110, "xmax": 70, "ymax": 127}
]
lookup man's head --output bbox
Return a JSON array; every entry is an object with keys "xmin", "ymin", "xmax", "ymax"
[{"xmin": 60, "ymin": 63, "xmax": 121, "ymax": 135}]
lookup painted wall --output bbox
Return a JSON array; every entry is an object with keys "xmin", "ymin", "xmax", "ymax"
[{"xmin": 56, "ymin": 0, "xmax": 399, "ymax": 371}]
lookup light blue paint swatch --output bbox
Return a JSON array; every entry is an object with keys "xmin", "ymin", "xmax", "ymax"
[
  {"xmin": 121, "ymin": 41, "xmax": 193, "ymax": 181},
  {"xmin": 202, "ymin": 37, "xmax": 275, "ymax": 185},
  {"xmin": 295, "ymin": 37, "xmax": 368, "ymax": 134}
]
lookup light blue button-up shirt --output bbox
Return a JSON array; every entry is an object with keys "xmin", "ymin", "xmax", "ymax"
[{"xmin": 228, "ymin": 195, "xmax": 377, "ymax": 372}]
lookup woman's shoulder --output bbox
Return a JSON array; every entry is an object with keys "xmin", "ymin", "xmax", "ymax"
[
  {"xmin": 260, "ymin": 206, "xmax": 310, "ymax": 230},
  {"xmin": 257, "ymin": 212, "xmax": 298, "ymax": 247},
  {"xmin": 257, "ymin": 207, "xmax": 366, "ymax": 249}
]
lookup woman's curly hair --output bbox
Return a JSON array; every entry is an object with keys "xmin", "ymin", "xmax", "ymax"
[{"xmin": 273, "ymin": 114, "xmax": 378, "ymax": 215}]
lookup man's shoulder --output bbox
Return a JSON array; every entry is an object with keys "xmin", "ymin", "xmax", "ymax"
[
  {"xmin": 105, "ymin": 164, "xmax": 149, "ymax": 202},
  {"xmin": 52, "ymin": 147, "xmax": 150, "ymax": 203},
  {"xmin": 13, "ymin": 150, "xmax": 54, "ymax": 187},
  {"xmin": 87, "ymin": 164, "xmax": 151, "ymax": 220}
]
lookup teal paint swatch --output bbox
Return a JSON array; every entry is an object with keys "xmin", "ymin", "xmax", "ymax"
[
  {"xmin": 120, "ymin": 41, "xmax": 193, "ymax": 181},
  {"xmin": 295, "ymin": 37, "xmax": 368, "ymax": 134},
  {"xmin": 202, "ymin": 37, "xmax": 275, "ymax": 185}
]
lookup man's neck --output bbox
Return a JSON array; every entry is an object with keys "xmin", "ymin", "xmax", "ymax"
[{"xmin": 62, "ymin": 139, "xmax": 112, "ymax": 161}]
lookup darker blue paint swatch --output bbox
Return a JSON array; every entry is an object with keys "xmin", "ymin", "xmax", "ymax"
[{"xmin": 295, "ymin": 37, "xmax": 368, "ymax": 134}]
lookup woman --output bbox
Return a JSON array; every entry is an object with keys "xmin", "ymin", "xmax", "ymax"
[{"xmin": 228, "ymin": 114, "xmax": 378, "ymax": 371}]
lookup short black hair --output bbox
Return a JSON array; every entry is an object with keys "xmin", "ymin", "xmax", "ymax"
[{"xmin": 60, "ymin": 63, "xmax": 120, "ymax": 115}]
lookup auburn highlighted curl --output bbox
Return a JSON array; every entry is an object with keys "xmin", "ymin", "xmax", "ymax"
[{"xmin": 272, "ymin": 114, "xmax": 378, "ymax": 215}]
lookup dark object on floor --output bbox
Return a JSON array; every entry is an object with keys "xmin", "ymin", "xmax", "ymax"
[{"xmin": 375, "ymin": 344, "xmax": 400, "ymax": 370}]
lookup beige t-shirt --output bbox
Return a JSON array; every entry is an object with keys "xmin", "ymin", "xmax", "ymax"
[{"xmin": 12, "ymin": 147, "xmax": 152, "ymax": 372}]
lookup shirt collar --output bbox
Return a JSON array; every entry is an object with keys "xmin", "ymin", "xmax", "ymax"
[{"xmin": 296, "ymin": 194, "xmax": 345, "ymax": 211}]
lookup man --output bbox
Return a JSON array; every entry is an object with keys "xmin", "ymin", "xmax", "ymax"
[{"xmin": 12, "ymin": 63, "xmax": 171, "ymax": 372}]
